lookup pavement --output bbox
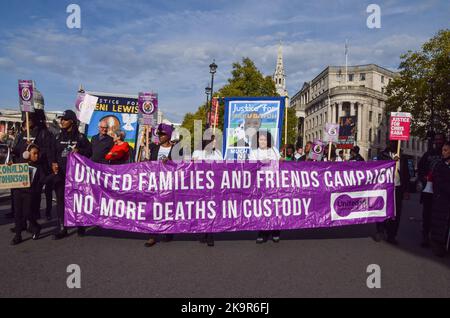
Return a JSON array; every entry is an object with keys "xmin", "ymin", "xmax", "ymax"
[{"xmin": 0, "ymin": 193, "xmax": 449, "ymax": 298}]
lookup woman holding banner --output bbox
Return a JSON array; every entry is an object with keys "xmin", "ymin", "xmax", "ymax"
[
  {"xmin": 144, "ymin": 123, "xmax": 177, "ymax": 247},
  {"xmin": 192, "ymin": 135, "xmax": 222, "ymax": 247},
  {"xmin": 249, "ymin": 130, "xmax": 282, "ymax": 244}
]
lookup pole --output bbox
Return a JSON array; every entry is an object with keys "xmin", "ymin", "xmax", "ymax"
[
  {"xmin": 209, "ymin": 73, "xmax": 215, "ymax": 129},
  {"xmin": 284, "ymin": 97, "xmax": 288, "ymax": 157},
  {"xmin": 328, "ymin": 141, "xmax": 332, "ymax": 161},
  {"xmin": 145, "ymin": 125, "xmax": 150, "ymax": 160},
  {"xmin": 345, "ymin": 39, "xmax": 348, "ymax": 87},
  {"xmin": 205, "ymin": 90, "xmax": 210, "ymax": 129},
  {"xmin": 213, "ymin": 97, "xmax": 219, "ymax": 135},
  {"xmin": 25, "ymin": 112, "xmax": 30, "ymax": 143}
]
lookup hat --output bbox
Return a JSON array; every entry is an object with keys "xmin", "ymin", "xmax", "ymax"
[
  {"xmin": 157, "ymin": 123, "xmax": 174, "ymax": 138},
  {"xmin": 58, "ymin": 110, "xmax": 78, "ymax": 122}
]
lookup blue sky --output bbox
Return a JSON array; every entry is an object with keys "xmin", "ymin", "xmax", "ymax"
[{"xmin": 0, "ymin": 0, "xmax": 448, "ymax": 122}]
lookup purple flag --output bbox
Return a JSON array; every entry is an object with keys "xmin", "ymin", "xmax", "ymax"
[
  {"xmin": 18, "ymin": 80, "xmax": 34, "ymax": 112},
  {"xmin": 65, "ymin": 153, "xmax": 395, "ymax": 234}
]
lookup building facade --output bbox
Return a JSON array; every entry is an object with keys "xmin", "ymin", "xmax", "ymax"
[{"xmin": 290, "ymin": 64, "xmax": 426, "ymax": 163}]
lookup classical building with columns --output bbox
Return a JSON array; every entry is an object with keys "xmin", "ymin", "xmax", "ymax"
[{"xmin": 291, "ymin": 64, "xmax": 427, "ymax": 162}]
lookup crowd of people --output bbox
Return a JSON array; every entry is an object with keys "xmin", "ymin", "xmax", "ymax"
[{"xmin": 1, "ymin": 109, "xmax": 449, "ymax": 257}]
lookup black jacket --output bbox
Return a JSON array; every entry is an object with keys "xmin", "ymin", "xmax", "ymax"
[
  {"xmin": 418, "ymin": 149, "xmax": 442, "ymax": 186},
  {"xmin": 430, "ymin": 160, "xmax": 450, "ymax": 245},
  {"xmin": 54, "ymin": 128, "xmax": 92, "ymax": 176},
  {"xmin": 350, "ymin": 154, "xmax": 365, "ymax": 162},
  {"xmin": 379, "ymin": 148, "xmax": 409, "ymax": 192},
  {"xmin": 90, "ymin": 134, "xmax": 114, "ymax": 164},
  {"xmin": 12, "ymin": 126, "xmax": 55, "ymax": 173}
]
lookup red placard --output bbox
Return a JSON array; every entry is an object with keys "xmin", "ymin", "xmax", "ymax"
[
  {"xmin": 389, "ymin": 112, "xmax": 411, "ymax": 141},
  {"xmin": 209, "ymin": 98, "xmax": 219, "ymax": 126}
]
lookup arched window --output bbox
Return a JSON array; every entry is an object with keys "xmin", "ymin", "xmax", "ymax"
[{"xmin": 369, "ymin": 128, "xmax": 372, "ymax": 142}]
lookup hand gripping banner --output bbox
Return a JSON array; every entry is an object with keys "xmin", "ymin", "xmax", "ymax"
[{"xmin": 65, "ymin": 153, "xmax": 395, "ymax": 234}]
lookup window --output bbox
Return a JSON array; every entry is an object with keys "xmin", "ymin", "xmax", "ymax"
[
  {"xmin": 369, "ymin": 111, "xmax": 373, "ymax": 122},
  {"xmin": 348, "ymin": 74, "xmax": 354, "ymax": 82},
  {"xmin": 378, "ymin": 114, "xmax": 382, "ymax": 124},
  {"xmin": 378, "ymin": 130, "xmax": 381, "ymax": 144},
  {"xmin": 381, "ymin": 75, "xmax": 385, "ymax": 83},
  {"xmin": 381, "ymin": 87, "xmax": 385, "ymax": 94},
  {"xmin": 360, "ymin": 73, "xmax": 366, "ymax": 81},
  {"xmin": 369, "ymin": 128, "xmax": 372, "ymax": 142}
]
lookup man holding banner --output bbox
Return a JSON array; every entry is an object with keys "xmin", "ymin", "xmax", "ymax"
[{"xmin": 52, "ymin": 110, "xmax": 92, "ymax": 240}]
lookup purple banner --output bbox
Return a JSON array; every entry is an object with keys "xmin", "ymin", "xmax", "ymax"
[
  {"xmin": 65, "ymin": 153, "xmax": 396, "ymax": 234},
  {"xmin": 18, "ymin": 80, "xmax": 34, "ymax": 112}
]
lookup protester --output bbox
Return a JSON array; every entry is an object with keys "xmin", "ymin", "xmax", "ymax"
[
  {"xmin": 192, "ymin": 135, "xmax": 222, "ymax": 247},
  {"xmin": 349, "ymin": 146, "xmax": 365, "ymax": 161},
  {"xmin": 52, "ymin": 110, "xmax": 92, "ymax": 240},
  {"xmin": 0, "ymin": 132, "xmax": 9, "ymax": 164},
  {"xmin": 429, "ymin": 141, "xmax": 450, "ymax": 257},
  {"xmin": 249, "ymin": 130, "xmax": 281, "ymax": 243},
  {"xmin": 10, "ymin": 144, "xmax": 46, "ymax": 245},
  {"xmin": 192, "ymin": 135, "xmax": 223, "ymax": 161},
  {"xmin": 105, "ymin": 130, "xmax": 130, "ymax": 165},
  {"xmin": 90, "ymin": 120, "xmax": 114, "ymax": 164},
  {"xmin": 281, "ymin": 144, "xmax": 296, "ymax": 161},
  {"xmin": 418, "ymin": 133, "xmax": 445, "ymax": 247},
  {"xmin": 373, "ymin": 140, "xmax": 409, "ymax": 245},
  {"xmin": 294, "ymin": 145, "xmax": 303, "ymax": 161},
  {"xmin": 249, "ymin": 130, "xmax": 281, "ymax": 161},
  {"xmin": 336, "ymin": 150, "xmax": 345, "ymax": 162},
  {"xmin": 323, "ymin": 144, "xmax": 337, "ymax": 162},
  {"xmin": 298, "ymin": 141, "xmax": 312, "ymax": 161},
  {"xmin": 145, "ymin": 123, "xmax": 178, "ymax": 247},
  {"xmin": 11, "ymin": 111, "xmax": 54, "ymax": 220}
]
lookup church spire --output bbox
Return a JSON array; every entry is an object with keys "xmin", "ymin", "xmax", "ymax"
[{"xmin": 273, "ymin": 42, "xmax": 287, "ymax": 97}]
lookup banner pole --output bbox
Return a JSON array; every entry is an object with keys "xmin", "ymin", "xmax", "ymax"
[
  {"xmin": 328, "ymin": 141, "xmax": 332, "ymax": 161},
  {"xmin": 284, "ymin": 97, "xmax": 288, "ymax": 157},
  {"xmin": 213, "ymin": 97, "xmax": 219, "ymax": 135},
  {"xmin": 25, "ymin": 112, "xmax": 30, "ymax": 143},
  {"xmin": 145, "ymin": 125, "xmax": 150, "ymax": 160}
]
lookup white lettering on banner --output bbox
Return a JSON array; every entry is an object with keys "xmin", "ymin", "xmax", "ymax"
[
  {"xmin": 74, "ymin": 162, "xmax": 393, "ymax": 193},
  {"xmin": 153, "ymin": 201, "xmax": 216, "ymax": 221},
  {"xmin": 74, "ymin": 194, "xmax": 93, "ymax": 214},
  {"xmin": 99, "ymin": 197, "xmax": 146, "ymax": 221},
  {"xmin": 324, "ymin": 168, "xmax": 393, "ymax": 188}
]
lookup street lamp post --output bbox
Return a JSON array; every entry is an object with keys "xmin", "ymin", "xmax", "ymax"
[
  {"xmin": 207, "ymin": 60, "xmax": 218, "ymax": 128},
  {"xmin": 205, "ymin": 85, "xmax": 212, "ymax": 127}
]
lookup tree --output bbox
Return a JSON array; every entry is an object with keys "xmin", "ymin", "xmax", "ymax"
[{"xmin": 385, "ymin": 29, "xmax": 450, "ymax": 140}]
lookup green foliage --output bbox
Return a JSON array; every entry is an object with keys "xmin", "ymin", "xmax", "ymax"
[{"xmin": 385, "ymin": 29, "xmax": 450, "ymax": 139}]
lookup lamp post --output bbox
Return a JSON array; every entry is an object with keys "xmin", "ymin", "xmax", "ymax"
[
  {"xmin": 205, "ymin": 85, "xmax": 212, "ymax": 127},
  {"xmin": 207, "ymin": 60, "xmax": 218, "ymax": 128}
]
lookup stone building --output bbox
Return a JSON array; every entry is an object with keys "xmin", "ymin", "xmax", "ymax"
[{"xmin": 290, "ymin": 64, "xmax": 426, "ymax": 162}]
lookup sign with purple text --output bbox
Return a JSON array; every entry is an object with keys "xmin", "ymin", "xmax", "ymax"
[
  {"xmin": 18, "ymin": 80, "xmax": 34, "ymax": 112},
  {"xmin": 138, "ymin": 92, "xmax": 158, "ymax": 126},
  {"xmin": 308, "ymin": 140, "xmax": 325, "ymax": 161},
  {"xmin": 65, "ymin": 153, "xmax": 395, "ymax": 234},
  {"xmin": 324, "ymin": 124, "xmax": 339, "ymax": 143}
]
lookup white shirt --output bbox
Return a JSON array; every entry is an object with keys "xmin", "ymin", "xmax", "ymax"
[
  {"xmin": 249, "ymin": 147, "xmax": 281, "ymax": 161},
  {"xmin": 192, "ymin": 149, "xmax": 223, "ymax": 161},
  {"xmin": 157, "ymin": 146, "xmax": 171, "ymax": 161}
]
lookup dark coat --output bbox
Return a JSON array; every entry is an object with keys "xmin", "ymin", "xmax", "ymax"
[
  {"xmin": 54, "ymin": 128, "xmax": 92, "ymax": 176},
  {"xmin": 379, "ymin": 148, "xmax": 409, "ymax": 192},
  {"xmin": 430, "ymin": 160, "xmax": 450, "ymax": 245},
  {"xmin": 12, "ymin": 126, "xmax": 55, "ymax": 173},
  {"xmin": 90, "ymin": 134, "xmax": 114, "ymax": 164}
]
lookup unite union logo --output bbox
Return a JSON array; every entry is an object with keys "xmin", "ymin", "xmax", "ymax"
[{"xmin": 330, "ymin": 190, "xmax": 387, "ymax": 221}]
